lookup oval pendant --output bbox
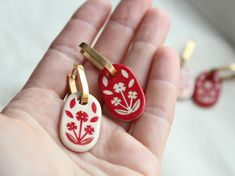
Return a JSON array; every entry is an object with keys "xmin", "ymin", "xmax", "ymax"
[
  {"xmin": 193, "ymin": 71, "xmax": 222, "ymax": 107},
  {"xmin": 99, "ymin": 64, "xmax": 145, "ymax": 121},
  {"xmin": 60, "ymin": 93, "xmax": 102, "ymax": 152},
  {"xmin": 178, "ymin": 67, "xmax": 194, "ymax": 100}
]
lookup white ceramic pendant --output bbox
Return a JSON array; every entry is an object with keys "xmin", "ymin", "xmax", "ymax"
[
  {"xmin": 178, "ymin": 66, "xmax": 194, "ymax": 100},
  {"xmin": 60, "ymin": 93, "xmax": 102, "ymax": 152}
]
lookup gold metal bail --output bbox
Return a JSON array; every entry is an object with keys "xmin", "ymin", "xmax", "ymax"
[
  {"xmin": 180, "ymin": 40, "xmax": 196, "ymax": 68},
  {"xmin": 68, "ymin": 64, "xmax": 89, "ymax": 104},
  {"xmin": 79, "ymin": 42, "xmax": 117, "ymax": 76},
  {"xmin": 213, "ymin": 63, "xmax": 235, "ymax": 80}
]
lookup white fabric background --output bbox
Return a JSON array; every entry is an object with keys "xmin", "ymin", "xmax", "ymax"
[{"xmin": 0, "ymin": 0, "xmax": 234, "ymax": 175}]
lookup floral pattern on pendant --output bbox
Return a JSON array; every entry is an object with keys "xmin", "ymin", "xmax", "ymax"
[
  {"xmin": 60, "ymin": 93, "xmax": 102, "ymax": 152},
  {"xmin": 193, "ymin": 71, "xmax": 222, "ymax": 107},
  {"xmin": 99, "ymin": 64, "xmax": 145, "ymax": 121}
]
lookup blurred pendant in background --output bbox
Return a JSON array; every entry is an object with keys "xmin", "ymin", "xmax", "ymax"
[
  {"xmin": 193, "ymin": 70, "xmax": 222, "ymax": 107},
  {"xmin": 178, "ymin": 40, "xmax": 196, "ymax": 100},
  {"xmin": 178, "ymin": 66, "xmax": 194, "ymax": 100},
  {"xmin": 193, "ymin": 64, "xmax": 235, "ymax": 107}
]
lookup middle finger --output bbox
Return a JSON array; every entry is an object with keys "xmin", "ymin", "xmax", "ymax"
[
  {"xmin": 103, "ymin": 8, "xmax": 170, "ymax": 129},
  {"xmin": 84, "ymin": 0, "xmax": 153, "ymax": 101}
]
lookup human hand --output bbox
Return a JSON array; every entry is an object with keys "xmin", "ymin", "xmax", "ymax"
[{"xmin": 0, "ymin": 0, "xmax": 179, "ymax": 175}]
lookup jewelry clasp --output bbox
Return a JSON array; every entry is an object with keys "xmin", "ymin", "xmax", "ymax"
[
  {"xmin": 68, "ymin": 64, "xmax": 89, "ymax": 104},
  {"xmin": 79, "ymin": 42, "xmax": 117, "ymax": 76}
]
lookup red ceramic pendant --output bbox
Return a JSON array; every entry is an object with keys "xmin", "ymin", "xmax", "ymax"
[
  {"xmin": 193, "ymin": 70, "xmax": 222, "ymax": 107},
  {"xmin": 99, "ymin": 64, "xmax": 145, "ymax": 121}
]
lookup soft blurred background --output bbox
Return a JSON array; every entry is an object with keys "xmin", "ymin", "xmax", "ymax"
[{"xmin": 0, "ymin": 0, "xmax": 234, "ymax": 175}]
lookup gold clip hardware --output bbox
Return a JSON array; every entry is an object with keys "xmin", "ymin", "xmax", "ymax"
[
  {"xmin": 68, "ymin": 64, "xmax": 89, "ymax": 104},
  {"xmin": 79, "ymin": 42, "xmax": 117, "ymax": 76},
  {"xmin": 213, "ymin": 63, "xmax": 235, "ymax": 81},
  {"xmin": 180, "ymin": 40, "xmax": 196, "ymax": 68}
]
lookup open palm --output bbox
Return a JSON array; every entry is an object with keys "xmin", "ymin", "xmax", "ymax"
[{"xmin": 0, "ymin": 0, "xmax": 179, "ymax": 175}]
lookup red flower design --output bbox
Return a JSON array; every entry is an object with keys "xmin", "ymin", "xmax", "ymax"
[
  {"xmin": 76, "ymin": 111, "xmax": 88, "ymax": 122},
  {"xmin": 67, "ymin": 122, "xmax": 77, "ymax": 131},
  {"xmin": 84, "ymin": 125, "xmax": 94, "ymax": 135}
]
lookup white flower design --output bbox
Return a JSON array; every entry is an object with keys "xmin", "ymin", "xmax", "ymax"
[
  {"xmin": 128, "ymin": 91, "xmax": 137, "ymax": 99},
  {"xmin": 113, "ymin": 82, "xmax": 126, "ymax": 93},
  {"xmin": 111, "ymin": 97, "xmax": 121, "ymax": 106},
  {"xmin": 107, "ymin": 77, "xmax": 141, "ymax": 116}
]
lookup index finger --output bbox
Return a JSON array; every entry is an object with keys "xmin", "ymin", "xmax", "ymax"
[{"xmin": 24, "ymin": 0, "xmax": 111, "ymax": 98}]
